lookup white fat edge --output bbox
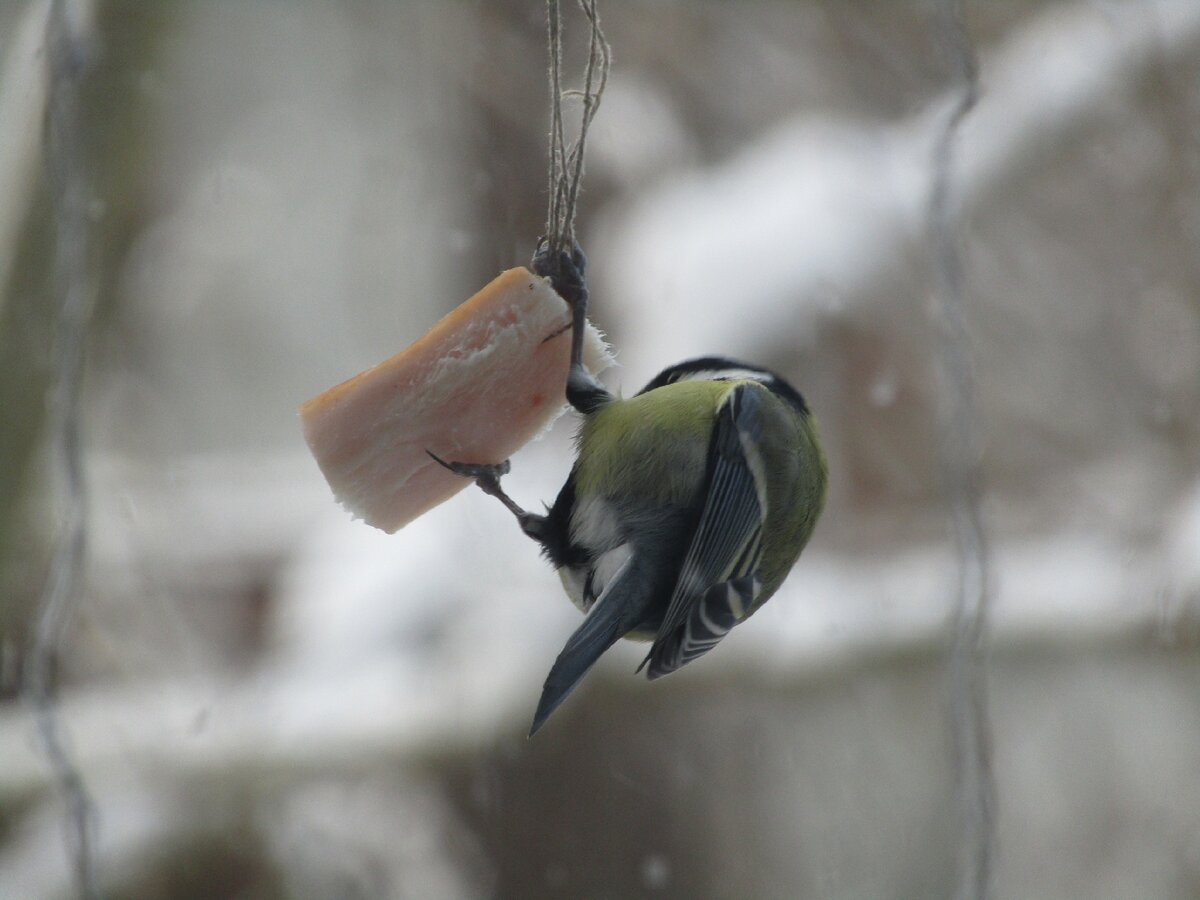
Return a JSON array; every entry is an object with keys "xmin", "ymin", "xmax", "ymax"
[
  {"xmin": 527, "ymin": 271, "xmax": 617, "ymax": 378},
  {"xmin": 528, "ymin": 319, "xmax": 618, "ymax": 443},
  {"xmin": 581, "ymin": 319, "xmax": 616, "ymax": 377}
]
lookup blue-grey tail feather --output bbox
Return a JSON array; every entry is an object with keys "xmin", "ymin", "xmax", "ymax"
[{"xmin": 529, "ymin": 597, "xmax": 628, "ymax": 736}]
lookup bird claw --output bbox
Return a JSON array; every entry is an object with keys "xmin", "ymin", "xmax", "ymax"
[
  {"xmin": 531, "ymin": 237, "xmax": 587, "ymax": 307},
  {"xmin": 426, "ymin": 450, "xmax": 512, "ymax": 495}
]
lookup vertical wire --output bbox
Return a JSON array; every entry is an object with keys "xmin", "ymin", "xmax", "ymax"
[
  {"xmin": 927, "ymin": 2, "xmax": 995, "ymax": 898},
  {"xmin": 22, "ymin": 1, "xmax": 100, "ymax": 898}
]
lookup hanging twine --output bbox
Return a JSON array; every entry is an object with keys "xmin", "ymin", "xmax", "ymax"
[{"xmin": 544, "ymin": 0, "xmax": 610, "ymax": 263}]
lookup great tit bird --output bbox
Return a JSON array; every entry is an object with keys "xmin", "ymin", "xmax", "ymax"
[{"xmin": 431, "ymin": 244, "xmax": 827, "ymax": 735}]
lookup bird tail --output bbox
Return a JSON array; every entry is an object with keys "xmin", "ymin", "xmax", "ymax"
[{"xmin": 529, "ymin": 561, "xmax": 642, "ymax": 736}]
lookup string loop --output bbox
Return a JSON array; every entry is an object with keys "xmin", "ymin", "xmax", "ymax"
[{"xmin": 543, "ymin": 0, "xmax": 610, "ymax": 266}]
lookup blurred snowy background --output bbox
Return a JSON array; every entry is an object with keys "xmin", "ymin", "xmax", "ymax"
[{"xmin": 2, "ymin": 1, "xmax": 1199, "ymax": 898}]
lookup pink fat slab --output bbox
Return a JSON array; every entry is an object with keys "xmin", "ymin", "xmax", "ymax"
[{"xmin": 300, "ymin": 266, "xmax": 611, "ymax": 532}]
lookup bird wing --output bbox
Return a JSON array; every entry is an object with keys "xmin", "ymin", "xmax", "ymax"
[
  {"xmin": 643, "ymin": 383, "xmax": 768, "ymax": 679},
  {"xmin": 531, "ymin": 548, "xmax": 643, "ymax": 735}
]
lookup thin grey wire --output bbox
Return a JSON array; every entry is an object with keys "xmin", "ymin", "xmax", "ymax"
[
  {"xmin": 928, "ymin": 2, "xmax": 994, "ymax": 899},
  {"xmin": 22, "ymin": 2, "xmax": 100, "ymax": 898},
  {"xmin": 545, "ymin": 0, "xmax": 610, "ymax": 258}
]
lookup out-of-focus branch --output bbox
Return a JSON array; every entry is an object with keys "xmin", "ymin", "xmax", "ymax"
[
  {"xmin": 0, "ymin": 0, "xmax": 53, "ymax": 315},
  {"xmin": 21, "ymin": 1, "xmax": 99, "ymax": 899},
  {"xmin": 926, "ymin": 3, "xmax": 994, "ymax": 898}
]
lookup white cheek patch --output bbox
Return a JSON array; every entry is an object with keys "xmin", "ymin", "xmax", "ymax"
[
  {"xmin": 590, "ymin": 544, "xmax": 633, "ymax": 602},
  {"xmin": 569, "ymin": 494, "xmax": 623, "ymax": 552},
  {"xmin": 557, "ymin": 496, "xmax": 627, "ymax": 616},
  {"xmin": 558, "ymin": 566, "xmax": 590, "ymax": 613},
  {"xmin": 558, "ymin": 542, "xmax": 633, "ymax": 615}
]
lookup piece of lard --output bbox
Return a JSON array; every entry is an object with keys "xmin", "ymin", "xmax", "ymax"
[{"xmin": 300, "ymin": 267, "xmax": 612, "ymax": 533}]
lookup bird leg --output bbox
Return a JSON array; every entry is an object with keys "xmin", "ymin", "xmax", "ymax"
[
  {"xmin": 531, "ymin": 238, "xmax": 611, "ymax": 415},
  {"xmin": 426, "ymin": 450, "xmax": 548, "ymax": 541}
]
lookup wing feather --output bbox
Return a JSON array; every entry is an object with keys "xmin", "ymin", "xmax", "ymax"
[
  {"xmin": 531, "ymin": 550, "xmax": 640, "ymax": 734},
  {"xmin": 644, "ymin": 384, "xmax": 769, "ymax": 678}
]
